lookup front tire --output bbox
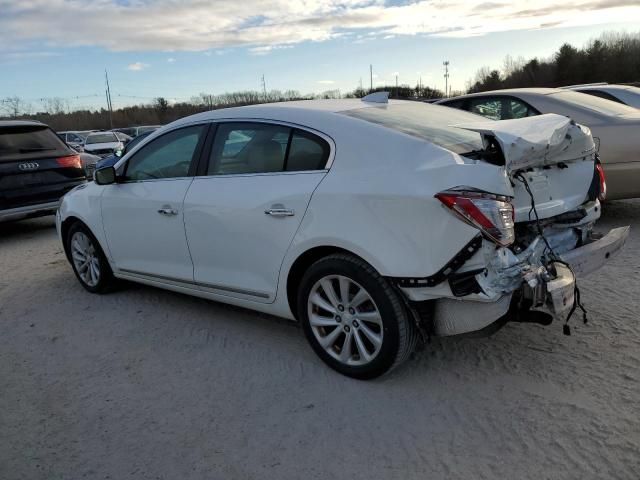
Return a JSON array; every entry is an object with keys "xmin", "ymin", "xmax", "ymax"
[
  {"xmin": 66, "ymin": 222, "xmax": 115, "ymax": 293},
  {"xmin": 298, "ymin": 253, "xmax": 417, "ymax": 379}
]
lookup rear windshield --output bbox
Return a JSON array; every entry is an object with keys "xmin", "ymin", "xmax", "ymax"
[
  {"xmin": 0, "ymin": 125, "xmax": 69, "ymax": 161},
  {"xmin": 342, "ymin": 103, "xmax": 484, "ymax": 154},
  {"xmin": 86, "ymin": 132, "xmax": 118, "ymax": 144},
  {"xmin": 550, "ymin": 90, "xmax": 638, "ymax": 116}
]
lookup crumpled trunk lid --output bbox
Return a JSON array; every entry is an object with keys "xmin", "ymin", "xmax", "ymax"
[
  {"xmin": 456, "ymin": 114, "xmax": 598, "ymax": 222},
  {"xmin": 455, "ymin": 113, "xmax": 596, "ymax": 173}
]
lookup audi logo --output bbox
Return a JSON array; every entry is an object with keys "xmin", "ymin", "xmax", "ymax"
[{"xmin": 18, "ymin": 162, "xmax": 40, "ymax": 171}]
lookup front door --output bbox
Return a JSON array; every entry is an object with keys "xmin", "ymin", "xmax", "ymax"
[
  {"xmin": 101, "ymin": 124, "xmax": 208, "ymax": 281},
  {"xmin": 183, "ymin": 122, "xmax": 331, "ymax": 302}
]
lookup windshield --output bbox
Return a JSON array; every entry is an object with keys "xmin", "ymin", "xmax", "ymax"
[
  {"xmin": 342, "ymin": 103, "xmax": 484, "ymax": 154},
  {"xmin": 550, "ymin": 90, "xmax": 638, "ymax": 116},
  {"xmin": 86, "ymin": 133, "xmax": 118, "ymax": 144},
  {"xmin": 138, "ymin": 126, "xmax": 159, "ymax": 134}
]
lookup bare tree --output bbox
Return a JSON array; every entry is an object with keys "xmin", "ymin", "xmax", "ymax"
[{"xmin": 1, "ymin": 96, "xmax": 27, "ymax": 118}]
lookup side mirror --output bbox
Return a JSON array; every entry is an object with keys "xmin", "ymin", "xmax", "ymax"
[{"xmin": 94, "ymin": 166, "xmax": 117, "ymax": 185}]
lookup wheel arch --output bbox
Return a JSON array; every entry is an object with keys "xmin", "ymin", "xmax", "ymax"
[
  {"xmin": 285, "ymin": 245, "xmax": 376, "ymax": 320},
  {"xmin": 60, "ymin": 216, "xmax": 108, "ymax": 264}
]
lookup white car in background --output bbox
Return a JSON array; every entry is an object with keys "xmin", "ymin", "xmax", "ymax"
[
  {"xmin": 83, "ymin": 131, "xmax": 124, "ymax": 158},
  {"xmin": 438, "ymin": 88, "xmax": 640, "ymax": 200},
  {"xmin": 562, "ymin": 83, "xmax": 640, "ymax": 108},
  {"xmin": 56, "ymin": 96, "xmax": 628, "ymax": 378}
]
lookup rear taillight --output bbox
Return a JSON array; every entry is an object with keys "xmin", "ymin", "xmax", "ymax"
[
  {"xmin": 435, "ymin": 190, "xmax": 515, "ymax": 247},
  {"xmin": 57, "ymin": 154, "xmax": 82, "ymax": 169},
  {"xmin": 596, "ymin": 163, "xmax": 606, "ymax": 202}
]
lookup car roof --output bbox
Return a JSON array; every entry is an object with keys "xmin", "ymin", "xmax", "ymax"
[
  {"xmin": 438, "ymin": 88, "xmax": 561, "ymax": 102},
  {"xmin": 0, "ymin": 120, "xmax": 46, "ymax": 128},
  {"xmin": 170, "ymin": 98, "xmax": 420, "ymax": 128},
  {"xmin": 571, "ymin": 84, "xmax": 635, "ymax": 91}
]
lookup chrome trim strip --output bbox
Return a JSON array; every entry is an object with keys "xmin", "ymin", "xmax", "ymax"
[{"xmin": 118, "ymin": 268, "xmax": 271, "ymax": 299}]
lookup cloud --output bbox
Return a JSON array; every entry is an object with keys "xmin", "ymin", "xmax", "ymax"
[
  {"xmin": 317, "ymin": 80, "xmax": 335, "ymax": 84},
  {"xmin": 248, "ymin": 45, "xmax": 294, "ymax": 55},
  {"xmin": 127, "ymin": 62, "xmax": 149, "ymax": 71},
  {"xmin": 167, "ymin": 57, "xmax": 176, "ymax": 63},
  {"xmin": 0, "ymin": 0, "xmax": 638, "ymax": 53}
]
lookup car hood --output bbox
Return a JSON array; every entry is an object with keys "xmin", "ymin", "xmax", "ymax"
[{"xmin": 454, "ymin": 113, "xmax": 595, "ymax": 174}]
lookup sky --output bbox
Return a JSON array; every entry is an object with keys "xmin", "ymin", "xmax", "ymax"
[{"xmin": 0, "ymin": 0, "xmax": 639, "ymax": 111}]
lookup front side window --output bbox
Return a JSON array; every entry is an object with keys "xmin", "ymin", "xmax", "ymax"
[
  {"xmin": 124, "ymin": 125, "xmax": 205, "ymax": 181},
  {"xmin": 208, "ymin": 122, "xmax": 330, "ymax": 175}
]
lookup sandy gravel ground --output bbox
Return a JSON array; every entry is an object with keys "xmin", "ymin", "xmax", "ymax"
[{"xmin": 1, "ymin": 201, "xmax": 639, "ymax": 480}]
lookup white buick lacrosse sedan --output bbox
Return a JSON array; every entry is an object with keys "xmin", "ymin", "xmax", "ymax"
[{"xmin": 57, "ymin": 94, "xmax": 628, "ymax": 378}]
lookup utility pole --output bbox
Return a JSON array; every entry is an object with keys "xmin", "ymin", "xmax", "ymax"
[
  {"xmin": 261, "ymin": 74, "xmax": 267, "ymax": 100},
  {"xmin": 369, "ymin": 64, "xmax": 373, "ymax": 92},
  {"xmin": 104, "ymin": 69, "xmax": 113, "ymax": 129},
  {"xmin": 443, "ymin": 61, "xmax": 450, "ymax": 98}
]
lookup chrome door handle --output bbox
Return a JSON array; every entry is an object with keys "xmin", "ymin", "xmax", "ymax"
[
  {"xmin": 157, "ymin": 207, "xmax": 178, "ymax": 216},
  {"xmin": 265, "ymin": 208, "xmax": 295, "ymax": 217}
]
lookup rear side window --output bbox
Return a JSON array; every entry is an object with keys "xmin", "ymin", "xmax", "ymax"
[
  {"xmin": 343, "ymin": 103, "xmax": 484, "ymax": 155},
  {"xmin": 0, "ymin": 125, "xmax": 69, "ymax": 162},
  {"xmin": 208, "ymin": 122, "xmax": 330, "ymax": 175},
  {"xmin": 286, "ymin": 130, "xmax": 330, "ymax": 171}
]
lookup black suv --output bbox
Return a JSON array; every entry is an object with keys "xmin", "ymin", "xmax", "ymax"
[{"xmin": 0, "ymin": 121, "xmax": 86, "ymax": 222}]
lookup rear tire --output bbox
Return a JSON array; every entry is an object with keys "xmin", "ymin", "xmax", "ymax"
[
  {"xmin": 297, "ymin": 253, "xmax": 417, "ymax": 379},
  {"xmin": 66, "ymin": 222, "xmax": 115, "ymax": 293}
]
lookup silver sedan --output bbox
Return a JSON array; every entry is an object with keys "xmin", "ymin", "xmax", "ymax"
[{"xmin": 438, "ymin": 88, "xmax": 640, "ymax": 200}]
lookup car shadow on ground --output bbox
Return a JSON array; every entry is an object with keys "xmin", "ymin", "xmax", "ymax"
[{"xmin": 0, "ymin": 216, "xmax": 57, "ymax": 244}]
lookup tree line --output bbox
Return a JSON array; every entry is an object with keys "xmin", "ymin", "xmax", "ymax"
[{"xmin": 468, "ymin": 31, "xmax": 640, "ymax": 93}]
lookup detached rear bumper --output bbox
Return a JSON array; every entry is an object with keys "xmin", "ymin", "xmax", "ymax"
[
  {"xmin": 420, "ymin": 226, "xmax": 629, "ymax": 336},
  {"xmin": 560, "ymin": 226, "xmax": 630, "ymax": 277}
]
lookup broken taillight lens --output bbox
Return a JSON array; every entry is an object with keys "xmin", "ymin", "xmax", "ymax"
[
  {"xmin": 596, "ymin": 163, "xmax": 606, "ymax": 202},
  {"xmin": 435, "ymin": 190, "xmax": 515, "ymax": 247},
  {"xmin": 56, "ymin": 154, "xmax": 82, "ymax": 169}
]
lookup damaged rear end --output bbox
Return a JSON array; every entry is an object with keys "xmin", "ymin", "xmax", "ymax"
[{"xmin": 404, "ymin": 114, "xmax": 629, "ymax": 336}]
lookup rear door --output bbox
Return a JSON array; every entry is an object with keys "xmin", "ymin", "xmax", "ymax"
[
  {"xmin": 183, "ymin": 121, "xmax": 331, "ymax": 302},
  {"xmin": 101, "ymin": 124, "xmax": 208, "ymax": 280},
  {"xmin": 0, "ymin": 124, "xmax": 85, "ymax": 211}
]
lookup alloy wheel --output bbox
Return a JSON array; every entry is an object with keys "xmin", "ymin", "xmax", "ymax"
[
  {"xmin": 71, "ymin": 231, "xmax": 101, "ymax": 287},
  {"xmin": 307, "ymin": 275, "xmax": 384, "ymax": 366}
]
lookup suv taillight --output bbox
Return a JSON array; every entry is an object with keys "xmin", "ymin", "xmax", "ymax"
[
  {"xmin": 596, "ymin": 163, "xmax": 606, "ymax": 202},
  {"xmin": 57, "ymin": 154, "xmax": 82, "ymax": 169},
  {"xmin": 435, "ymin": 190, "xmax": 515, "ymax": 247}
]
